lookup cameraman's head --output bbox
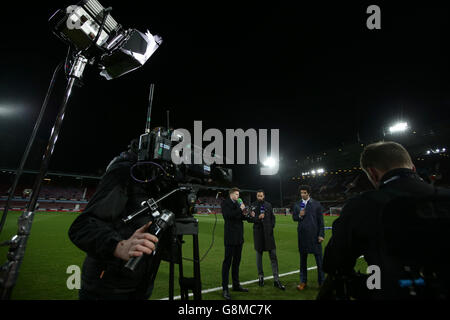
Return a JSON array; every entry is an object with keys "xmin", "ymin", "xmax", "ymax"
[
  {"xmin": 360, "ymin": 141, "xmax": 415, "ymax": 189},
  {"xmin": 299, "ymin": 185, "xmax": 311, "ymax": 201},
  {"xmin": 229, "ymin": 187, "xmax": 240, "ymax": 201},
  {"xmin": 256, "ymin": 189, "xmax": 265, "ymax": 202}
]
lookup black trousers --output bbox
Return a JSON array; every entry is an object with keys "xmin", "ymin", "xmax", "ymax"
[
  {"xmin": 300, "ymin": 251, "xmax": 325, "ymax": 285},
  {"xmin": 222, "ymin": 244, "xmax": 243, "ymax": 290}
]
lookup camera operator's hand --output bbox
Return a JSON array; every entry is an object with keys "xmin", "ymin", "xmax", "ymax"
[
  {"xmin": 113, "ymin": 222, "xmax": 159, "ymax": 261},
  {"xmin": 250, "ymin": 211, "xmax": 256, "ymax": 217},
  {"xmin": 258, "ymin": 213, "xmax": 265, "ymax": 220}
]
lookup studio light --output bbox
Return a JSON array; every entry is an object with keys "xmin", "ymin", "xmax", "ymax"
[
  {"xmin": 49, "ymin": 0, "xmax": 162, "ymax": 80},
  {"xmin": 0, "ymin": 1, "xmax": 162, "ymax": 300}
]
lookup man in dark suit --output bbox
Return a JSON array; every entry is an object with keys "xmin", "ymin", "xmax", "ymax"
[
  {"xmin": 221, "ymin": 187, "xmax": 250, "ymax": 300},
  {"xmin": 249, "ymin": 190, "xmax": 285, "ymax": 290},
  {"xmin": 292, "ymin": 185, "xmax": 325, "ymax": 290},
  {"xmin": 321, "ymin": 141, "xmax": 450, "ymax": 299}
]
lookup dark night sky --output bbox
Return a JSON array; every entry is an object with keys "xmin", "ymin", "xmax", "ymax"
[{"xmin": 1, "ymin": 1, "xmax": 450, "ymax": 195}]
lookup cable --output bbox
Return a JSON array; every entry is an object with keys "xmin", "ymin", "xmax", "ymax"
[
  {"xmin": 182, "ymin": 204, "xmax": 219, "ymax": 263},
  {"xmin": 0, "ymin": 60, "xmax": 64, "ymax": 235},
  {"xmin": 130, "ymin": 161, "xmax": 168, "ymax": 183},
  {"xmin": 199, "ymin": 208, "xmax": 217, "ymax": 261}
]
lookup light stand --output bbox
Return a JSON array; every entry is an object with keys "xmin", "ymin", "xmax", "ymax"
[
  {"xmin": 0, "ymin": 61, "xmax": 63, "ymax": 235},
  {"xmin": 0, "ymin": 53, "xmax": 88, "ymax": 300},
  {"xmin": 0, "ymin": 1, "xmax": 161, "ymax": 300}
]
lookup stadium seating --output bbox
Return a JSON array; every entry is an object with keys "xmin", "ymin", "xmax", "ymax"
[{"xmin": 0, "ymin": 172, "xmax": 95, "ymax": 212}]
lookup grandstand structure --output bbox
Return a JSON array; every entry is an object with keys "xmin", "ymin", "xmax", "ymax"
[
  {"xmin": 282, "ymin": 120, "xmax": 450, "ymax": 213},
  {"xmin": 0, "ymin": 169, "xmax": 99, "ymax": 212},
  {"xmin": 0, "ymin": 169, "xmax": 257, "ymax": 214},
  {"xmin": 2, "ymin": 122, "xmax": 448, "ymax": 216}
]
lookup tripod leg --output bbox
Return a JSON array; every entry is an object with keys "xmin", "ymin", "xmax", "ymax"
[
  {"xmin": 177, "ymin": 235, "xmax": 187, "ymax": 300},
  {"xmin": 169, "ymin": 260, "xmax": 174, "ymax": 300},
  {"xmin": 193, "ymin": 234, "xmax": 202, "ymax": 300}
]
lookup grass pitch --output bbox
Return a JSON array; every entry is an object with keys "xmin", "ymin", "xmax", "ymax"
[{"xmin": 0, "ymin": 211, "xmax": 368, "ymax": 300}]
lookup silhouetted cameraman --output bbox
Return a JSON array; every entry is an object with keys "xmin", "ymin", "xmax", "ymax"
[
  {"xmin": 320, "ymin": 141, "xmax": 450, "ymax": 300},
  {"xmin": 68, "ymin": 143, "xmax": 159, "ymax": 300}
]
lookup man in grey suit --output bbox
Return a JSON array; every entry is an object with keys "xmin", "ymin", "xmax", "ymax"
[{"xmin": 249, "ymin": 190, "xmax": 285, "ymax": 290}]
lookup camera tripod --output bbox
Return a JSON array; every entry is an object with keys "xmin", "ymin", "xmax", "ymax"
[
  {"xmin": 167, "ymin": 217, "xmax": 202, "ymax": 300},
  {"xmin": 129, "ymin": 216, "xmax": 202, "ymax": 300},
  {"xmin": 122, "ymin": 189, "xmax": 202, "ymax": 300}
]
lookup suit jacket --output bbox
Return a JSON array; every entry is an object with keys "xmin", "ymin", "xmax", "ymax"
[
  {"xmin": 249, "ymin": 200, "xmax": 276, "ymax": 251},
  {"xmin": 292, "ymin": 198, "xmax": 325, "ymax": 254},
  {"xmin": 221, "ymin": 197, "xmax": 247, "ymax": 246}
]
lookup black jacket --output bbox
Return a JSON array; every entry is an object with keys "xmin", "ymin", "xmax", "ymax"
[
  {"xmin": 323, "ymin": 168, "xmax": 450, "ymax": 299},
  {"xmin": 221, "ymin": 197, "xmax": 248, "ymax": 246},
  {"xmin": 292, "ymin": 198, "xmax": 325, "ymax": 254},
  {"xmin": 249, "ymin": 200, "xmax": 276, "ymax": 252},
  {"xmin": 68, "ymin": 151, "xmax": 156, "ymax": 297}
]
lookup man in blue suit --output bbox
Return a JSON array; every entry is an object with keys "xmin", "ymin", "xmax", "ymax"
[{"xmin": 292, "ymin": 185, "xmax": 325, "ymax": 290}]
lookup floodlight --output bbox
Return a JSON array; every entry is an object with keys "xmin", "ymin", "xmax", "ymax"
[
  {"xmin": 263, "ymin": 157, "xmax": 277, "ymax": 168},
  {"xmin": 388, "ymin": 122, "xmax": 409, "ymax": 133}
]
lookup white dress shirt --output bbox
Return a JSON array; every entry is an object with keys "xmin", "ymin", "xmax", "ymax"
[{"xmin": 301, "ymin": 198, "xmax": 310, "ymax": 207}]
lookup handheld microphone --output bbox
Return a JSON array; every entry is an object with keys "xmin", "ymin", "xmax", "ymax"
[{"xmin": 299, "ymin": 201, "xmax": 306, "ymax": 218}]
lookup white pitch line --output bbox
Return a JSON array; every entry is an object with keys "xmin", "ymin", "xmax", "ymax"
[
  {"xmin": 159, "ymin": 266, "xmax": 317, "ymax": 300},
  {"xmin": 159, "ymin": 256, "xmax": 365, "ymax": 300}
]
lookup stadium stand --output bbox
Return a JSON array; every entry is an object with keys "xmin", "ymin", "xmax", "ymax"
[
  {"xmin": 282, "ymin": 128, "xmax": 450, "ymax": 215},
  {"xmin": 2, "ymin": 128, "xmax": 448, "ymax": 216},
  {"xmin": 0, "ymin": 171, "xmax": 98, "ymax": 212}
]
